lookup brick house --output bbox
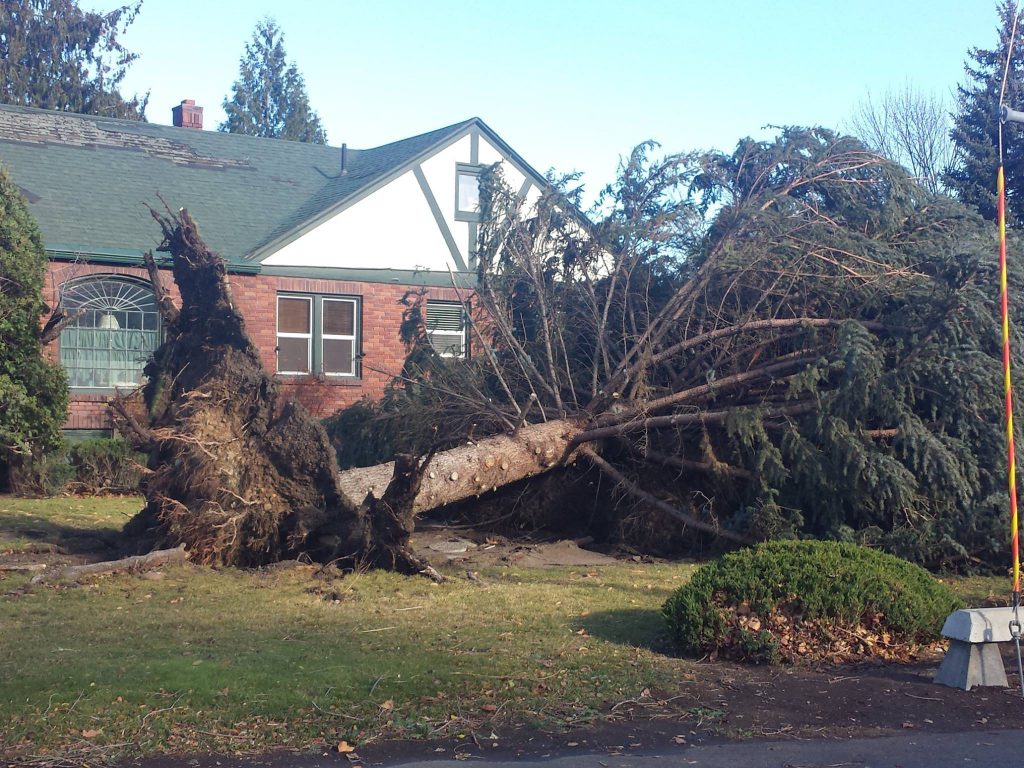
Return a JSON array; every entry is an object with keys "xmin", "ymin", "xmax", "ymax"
[{"xmin": 0, "ymin": 102, "xmax": 551, "ymax": 437}]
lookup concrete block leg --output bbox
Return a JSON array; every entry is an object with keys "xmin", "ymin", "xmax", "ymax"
[{"xmin": 934, "ymin": 640, "xmax": 1008, "ymax": 690}]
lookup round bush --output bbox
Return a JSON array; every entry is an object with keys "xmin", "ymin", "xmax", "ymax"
[{"xmin": 662, "ymin": 540, "xmax": 962, "ymax": 664}]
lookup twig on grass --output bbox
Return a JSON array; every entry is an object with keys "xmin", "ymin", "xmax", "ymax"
[
  {"xmin": 903, "ymin": 692, "xmax": 942, "ymax": 702},
  {"xmin": 369, "ymin": 675, "xmax": 385, "ymax": 695}
]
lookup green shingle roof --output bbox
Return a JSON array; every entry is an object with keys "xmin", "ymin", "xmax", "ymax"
[{"xmin": 0, "ymin": 104, "xmax": 480, "ymax": 267}]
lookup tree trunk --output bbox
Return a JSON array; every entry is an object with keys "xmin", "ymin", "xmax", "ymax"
[{"xmin": 336, "ymin": 419, "xmax": 583, "ymax": 513}]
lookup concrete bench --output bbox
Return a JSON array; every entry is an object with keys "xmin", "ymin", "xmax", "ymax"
[{"xmin": 933, "ymin": 607, "xmax": 1019, "ymax": 690}]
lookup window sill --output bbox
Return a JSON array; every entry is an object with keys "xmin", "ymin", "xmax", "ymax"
[
  {"xmin": 69, "ymin": 386, "xmax": 142, "ymax": 397},
  {"xmin": 274, "ymin": 374, "xmax": 363, "ymax": 387}
]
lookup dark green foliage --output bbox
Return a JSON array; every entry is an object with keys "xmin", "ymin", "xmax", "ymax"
[
  {"xmin": 67, "ymin": 437, "xmax": 144, "ymax": 494},
  {"xmin": 662, "ymin": 541, "xmax": 962, "ymax": 663},
  {"xmin": 323, "ymin": 400, "xmax": 398, "ymax": 469},
  {"xmin": 9, "ymin": 437, "xmax": 146, "ymax": 496},
  {"xmin": 687, "ymin": 131, "xmax": 1017, "ymax": 570},
  {"xmin": 7, "ymin": 444, "xmax": 72, "ymax": 496},
  {"xmin": 947, "ymin": 0, "xmax": 1024, "ymax": 221},
  {"xmin": 221, "ymin": 18, "xmax": 327, "ymax": 144},
  {"xmin": 0, "ymin": 165, "xmax": 67, "ymax": 486},
  {"xmin": 0, "ymin": 0, "xmax": 147, "ymax": 119}
]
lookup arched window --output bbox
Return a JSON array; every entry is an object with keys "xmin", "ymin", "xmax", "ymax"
[{"xmin": 59, "ymin": 276, "xmax": 160, "ymax": 389}]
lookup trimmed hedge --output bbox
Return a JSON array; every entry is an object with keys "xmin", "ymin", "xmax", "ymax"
[
  {"xmin": 662, "ymin": 540, "xmax": 962, "ymax": 663},
  {"xmin": 9, "ymin": 438, "xmax": 145, "ymax": 497},
  {"xmin": 67, "ymin": 438, "xmax": 145, "ymax": 494}
]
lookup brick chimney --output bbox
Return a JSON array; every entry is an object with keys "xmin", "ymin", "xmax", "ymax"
[{"xmin": 172, "ymin": 99, "xmax": 203, "ymax": 130}]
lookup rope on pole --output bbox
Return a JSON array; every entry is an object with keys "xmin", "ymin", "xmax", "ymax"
[
  {"xmin": 997, "ymin": 0, "xmax": 1024, "ymax": 698},
  {"xmin": 999, "ymin": 150, "xmax": 1024, "ymax": 699},
  {"xmin": 998, "ymin": 166, "xmax": 1021, "ymax": 595}
]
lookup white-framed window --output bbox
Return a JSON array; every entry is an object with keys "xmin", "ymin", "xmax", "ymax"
[
  {"xmin": 276, "ymin": 295, "xmax": 312, "ymax": 374},
  {"xmin": 426, "ymin": 301, "xmax": 468, "ymax": 358},
  {"xmin": 277, "ymin": 293, "xmax": 360, "ymax": 376},
  {"xmin": 321, "ymin": 297, "xmax": 358, "ymax": 376},
  {"xmin": 455, "ymin": 163, "xmax": 482, "ymax": 221},
  {"xmin": 59, "ymin": 276, "xmax": 161, "ymax": 389}
]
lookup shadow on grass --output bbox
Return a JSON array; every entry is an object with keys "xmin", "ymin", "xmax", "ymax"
[
  {"xmin": 1, "ymin": 517, "xmax": 121, "ymax": 555},
  {"xmin": 580, "ymin": 608, "xmax": 674, "ymax": 654}
]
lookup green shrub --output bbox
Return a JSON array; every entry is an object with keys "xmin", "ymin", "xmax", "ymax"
[
  {"xmin": 67, "ymin": 438, "xmax": 145, "ymax": 494},
  {"xmin": 7, "ymin": 447, "xmax": 73, "ymax": 497},
  {"xmin": 8, "ymin": 438, "xmax": 145, "ymax": 497},
  {"xmin": 0, "ymin": 166, "xmax": 69, "ymax": 480},
  {"xmin": 662, "ymin": 540, "xmax": 962, "ymax": 664}
]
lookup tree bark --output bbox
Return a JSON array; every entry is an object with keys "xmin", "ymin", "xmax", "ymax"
[{"xmin": 336, "ymin": 419, "xmax": 584, "ymax": 513}]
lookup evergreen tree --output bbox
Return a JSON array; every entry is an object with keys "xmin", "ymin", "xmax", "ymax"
[
  {"xmin": 327, "ymin": 128, "xmax": 1019, "ymax": 571},
  {"xmin": 947, "ymin": 0, "xmax": 1024, "ymax": 222},
  {"xmin": 220, "ymin": 19, "xmax": 327, "ymax": 144},
  {"xmin": 0, "ymin": 0, "xmax": 147, "ymax": 119},
  {"xmin": 0, "ymin": 166, "xmax": 68, "ymax": 481}
]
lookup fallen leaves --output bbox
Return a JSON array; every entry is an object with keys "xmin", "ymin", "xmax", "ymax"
[{"xmin": 719, "ymin": 608, "xmax": 932, "ymax": 665}]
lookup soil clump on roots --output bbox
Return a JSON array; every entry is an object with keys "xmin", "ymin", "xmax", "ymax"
[{"xmin": 117, "ymin": 208, "xmax": 437, "ymax": 576}]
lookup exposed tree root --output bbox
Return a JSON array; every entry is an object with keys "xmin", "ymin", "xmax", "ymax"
[{"xmin": 29, "ymin": 546, "xmax": 189, "ymax": 585}]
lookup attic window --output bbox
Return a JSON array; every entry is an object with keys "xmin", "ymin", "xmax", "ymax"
[
  {"xmin": 426, "ymin": 301, "xmax": 468, "ymax": 358},
  {"xmin": 455, "ymin": 164, "xmax": 482, "ymax": 222}
]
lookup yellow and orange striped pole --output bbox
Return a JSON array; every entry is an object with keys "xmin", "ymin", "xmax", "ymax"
[{"xmin": 998, "ymin": 164, "xmax": 1022, "ymax": 601}]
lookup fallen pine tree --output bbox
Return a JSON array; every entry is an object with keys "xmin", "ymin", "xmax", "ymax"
[{"xmin": 106, "ymin": 127, "xmax": 1018, "ymax": 574}]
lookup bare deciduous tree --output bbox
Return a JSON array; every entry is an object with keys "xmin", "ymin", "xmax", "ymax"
[{"xmin": 848, "ymin": 85, "xmax": 955, "ymax": 194}]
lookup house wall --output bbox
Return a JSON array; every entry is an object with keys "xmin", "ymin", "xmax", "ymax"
[
  {"xmin": 261, "ymin": 131, "xmax": 541, "ymax": 272},
  {"xmin": 44, "ymin": 262, "xmax": 465, "ymax": 432}
]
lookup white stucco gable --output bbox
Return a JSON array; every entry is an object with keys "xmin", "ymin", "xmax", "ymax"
[{"xmin": 260, "ymin": 123, "xmax": 546, "ymax": 273}]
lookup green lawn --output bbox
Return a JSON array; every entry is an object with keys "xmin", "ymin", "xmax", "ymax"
[
  {"xmin": 0, "ymin": 495, "xmax": 697, "ymax": 762},
  {"xmin": 0, "ymin": 494, "xmax": 138, "ymax": 553},
  {"xmin": 0, "ymin": 495, "xmax": 1011, "ymax": 764}
]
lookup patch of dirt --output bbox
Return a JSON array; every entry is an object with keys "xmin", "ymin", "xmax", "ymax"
[
  {"xmin": 410, "ymin": 526, "xmax": 619, "ymax": 568},
  {"xmin": 130, "ymin": 656, "xmax": 1024, "ymax": 768},
  {"xmin": 601, "ymin": 651, "xmax": 1024, "ymax": 741}
]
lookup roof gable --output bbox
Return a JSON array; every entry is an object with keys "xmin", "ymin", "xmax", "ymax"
[
  {"xmin": 0, "ymin": 105, "xmax": 546, "ymax": 268},
  {"xmin": 244, "ymin": 118, "xmax": 550, "ymax": 262}
]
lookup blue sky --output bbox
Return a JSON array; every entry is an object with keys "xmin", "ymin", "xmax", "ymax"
[{"xmin": 112, "ymin": 0, "xmax": 999, "ymax": 199}]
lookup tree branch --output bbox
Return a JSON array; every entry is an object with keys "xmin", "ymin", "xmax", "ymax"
[
  {"xmin": 596, "ymin": 356, "xmax": 819, "ymax": 430},
  {"xmin": 649, "ymin": 317, "xmax": 886, "ymax": 369},
  {"xmin": 581, "ymin": 447, "xmax": 751, "ymax": 544},
  {"xmin": 30, "ymin": 546, "xmax": 188, "ymax": 585},
  {"xmin": 573, "ymin": 400, "xmax": 817, "ymax": 444},
  {"xmin": 109, "ymin": 396, "xmax": 157, "ymax": 451},
  {"xmin": 144, "ymin": 250, "xmax": 180, "ymax": 325},
  {"xmin": 38, "ymin": 306, "xmax": 83, "ymax": 346},
  {"xmin": 643, "ymin": 446, "xmax": 754, "ymax": 480}
]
